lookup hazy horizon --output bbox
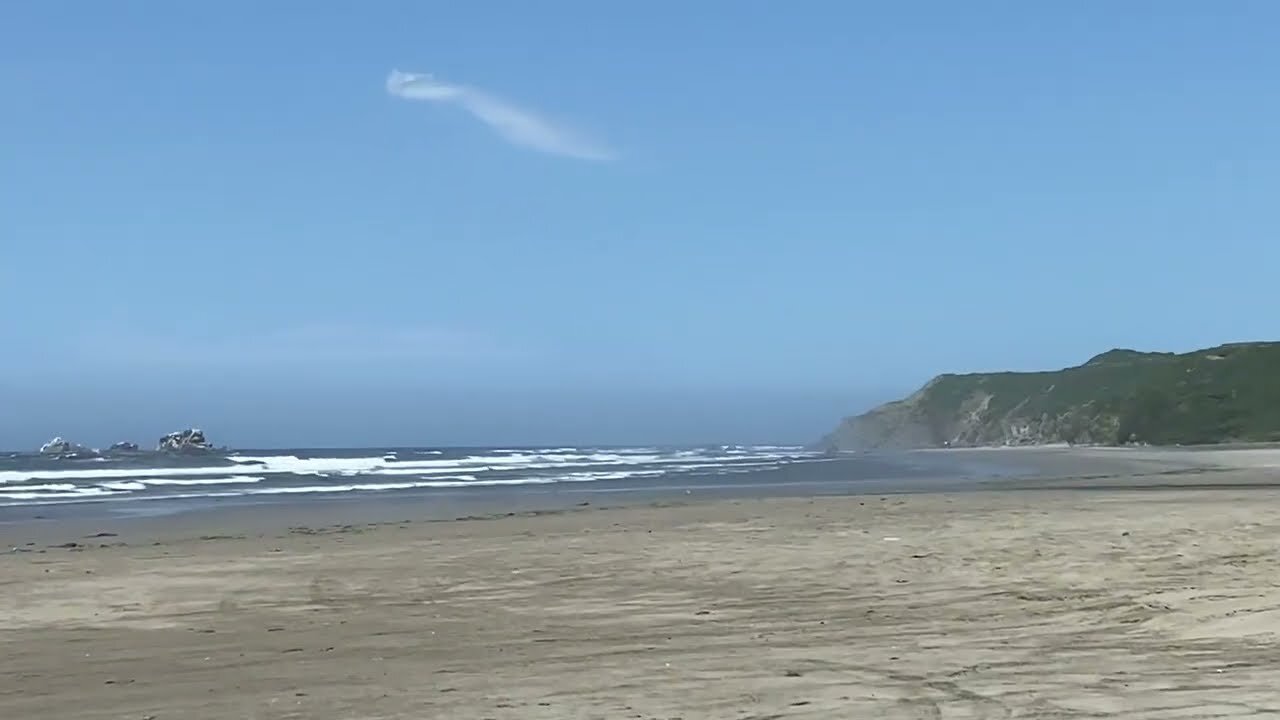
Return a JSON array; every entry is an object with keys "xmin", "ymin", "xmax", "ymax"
[
  {"xmin": 2, "ymin": 385, "xmax": 892, "ymax": 451},
  {"xmin": 6, "ymin": 335, "xmax": 1266, "ymax": 450}
]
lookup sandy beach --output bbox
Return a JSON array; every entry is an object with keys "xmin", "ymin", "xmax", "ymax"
[{"xmin": 5, "ymin": 450, "xmax": 1280, "ymax": 719}]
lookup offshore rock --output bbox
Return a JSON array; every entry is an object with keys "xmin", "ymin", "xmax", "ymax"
[
  {"xmin": 107, "ymin": 441, "xmax": 141, "ymax": 453},
  {"xmin": 38, "ymin": 437, "xmax": 101, "ymax": 460},
  {"xmin": 157, "ymin": 428, "xmax": 214, "ymax": 454},
  {"xmin": 39, "ymin": 437, "xmax": 73, "ymax": 455}
]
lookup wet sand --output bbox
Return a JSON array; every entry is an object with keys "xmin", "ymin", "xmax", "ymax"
[{"xmin": 4, "ymin": 450, "xmax": 1280, "ymax": 718}]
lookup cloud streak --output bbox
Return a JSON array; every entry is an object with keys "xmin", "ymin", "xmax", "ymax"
[{"xmin": 386, "ymin": 69, "xmax": 613, "ymax": 161}]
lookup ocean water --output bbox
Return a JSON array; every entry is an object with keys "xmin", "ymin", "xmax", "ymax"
[{"xmin": 0, "ymin": 445, "xmax": 1027, "ymax": 518}]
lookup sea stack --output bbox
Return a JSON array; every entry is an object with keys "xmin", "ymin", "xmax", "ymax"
[
  {"xmin": 157, "ymin": 428, "xmax": 214, "ymax": 454},
  {"xmin": 38, "ymin": 437, "xmax": 101, "ymax": 460}
]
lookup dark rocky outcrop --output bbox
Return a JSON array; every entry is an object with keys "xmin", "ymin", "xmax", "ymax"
[
  {"xmin": 157, "ymin": 428, "xmax": 214, "ymax": 454},
  {"xmin": 38, "ymin": 437, "xmax": 101, "ymax": 460}
]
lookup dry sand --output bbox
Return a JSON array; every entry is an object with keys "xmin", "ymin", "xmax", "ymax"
[{"xmin": 5, "ymin": 463, "xmax": 1280, "ymax": 717}]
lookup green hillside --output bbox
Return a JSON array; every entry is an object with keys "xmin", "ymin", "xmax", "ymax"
[{"xmin": 819, "ymin": 342, "xmax": 1280, "ymax": 450}]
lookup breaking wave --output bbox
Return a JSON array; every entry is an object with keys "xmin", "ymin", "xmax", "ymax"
[{"xmin": 0, "ymin": 446, "xmax": 818, "ymax": 507}]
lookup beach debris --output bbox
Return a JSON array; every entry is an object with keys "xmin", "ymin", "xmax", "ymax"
[
  {"xmin": 157, "ymin": 428, "xmax": 214, "ymax": 454},
  {"xmin": 882, "ymin": 536, "xmax": 901, "ymax": 542}
]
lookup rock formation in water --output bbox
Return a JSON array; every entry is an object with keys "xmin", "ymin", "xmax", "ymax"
[
  {"xmin": 38, "ymin": 437, "xmax": 101, "ymax": 459},
  {"xmin": 819, "ymin": 341, "xmax": 1280, "ymax": 451},
  {"xmin": 107, "ymin": 441, "xmax": 141, "ymax": 453},
  {"xmin": 157, "ymin": 428, "xmax": 214, "ymax": 454}
]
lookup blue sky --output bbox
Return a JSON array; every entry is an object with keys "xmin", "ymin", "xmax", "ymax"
[{"xmin": 4, "ymin": 2, "xmax": 1279, "ymax": 447}]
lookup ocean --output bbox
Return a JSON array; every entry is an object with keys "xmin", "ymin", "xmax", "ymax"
[{"xmin": 0, "ymin": 445, "xmax": 1024, "ymax": 518}]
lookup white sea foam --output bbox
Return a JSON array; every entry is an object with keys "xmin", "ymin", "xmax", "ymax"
[
  {"xmin": 1, "ymin": 447, "xmax": 814, "ymax": 486},
  {"xmin": 0, "ymin": 467, "xmax": 681, "ymax": 503},
  {"xmin": 237, "ymin": 475, "xmax": 583, "ymax": 494},
  {"xmin": 99, "ymin": 481, "xmax": 148, "ymax": 491},
  {"xmin": 0, "ymin": 483, "xmax": 79, "ymax": 493},
  {"xmin": 0, "ymin": 486, "xmax": 118, "ymax": 500},
  {"xmin": 0, "ymin": 464, "xmax": 271, "ymax": 484},
  {"xmin": 0, "ymin": 446, "xmax": 818, "ymax": 506},
  {"xmin": 244, "ymin": 481, "xmax": 443, "ymax": 494},
  {"xmin": 548, "ymin": 469, "xmax": 669, "ymax": 483},
  {"xmin": 134, "ymin": 476, "xmax": 265, "ymax": 486}
]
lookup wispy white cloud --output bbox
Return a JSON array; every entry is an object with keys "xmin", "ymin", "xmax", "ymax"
[{"xmin": 386, "ymin": 69, "xmax": 614, "ymax": 161}]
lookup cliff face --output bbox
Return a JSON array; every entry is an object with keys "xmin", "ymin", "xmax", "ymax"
[{"xmin": 819, "ymin": 342, "xmax": 1280, "ymax": 451}]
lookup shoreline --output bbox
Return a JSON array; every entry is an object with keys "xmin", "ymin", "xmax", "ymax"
[
  {"xmin": 0, "ymin": 443, "xmax": 1274, "ymax": 548},
  {"xmin": 4, "ymin": 444, "xmax": 1280, "ymax": 548},
  {"xmin": 5, "ymin": 481, "xmax": 1280, "ymax": 717}
]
